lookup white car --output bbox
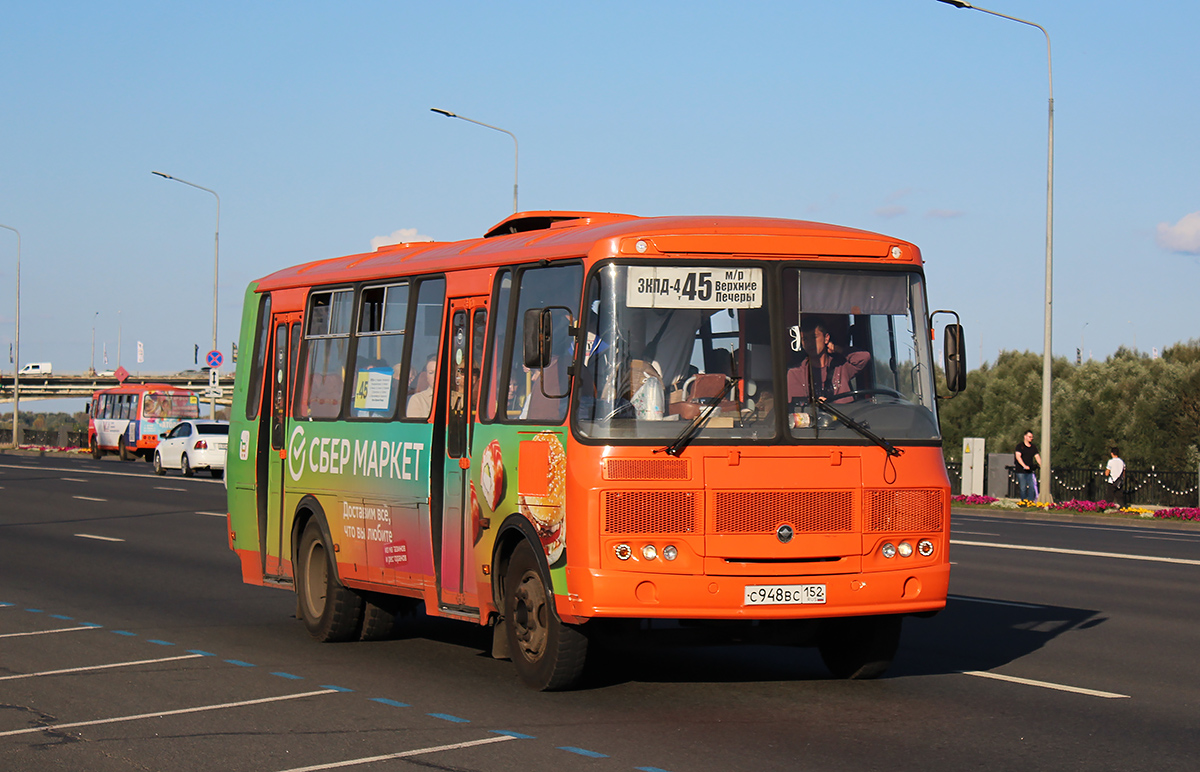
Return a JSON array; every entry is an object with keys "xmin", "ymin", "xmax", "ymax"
[{"xmin": 154, "ymin": 419, "xmax": 229, "ymax": 478}]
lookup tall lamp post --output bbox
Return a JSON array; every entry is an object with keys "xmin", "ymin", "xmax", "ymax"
[
  {"xmin": 430, "ymin": 108, "xmax": 519, "ymax": 213},
  {"xmin": 152, "ymin": 171, "xmax": 220, "ymax": 419},
  {"xmin": 0, "ymin": 224, "xmax": 18, "ymax": 448},
  {"xmin": 937, "ymin": 0, "xmax": 1054, "ymax": 502}
]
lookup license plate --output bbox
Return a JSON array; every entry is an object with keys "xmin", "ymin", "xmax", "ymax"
[{"xmin": 744, "ymin": 584, "xmax": 826, "ymax": 606}]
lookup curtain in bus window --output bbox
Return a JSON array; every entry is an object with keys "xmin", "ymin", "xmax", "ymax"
[
  {"xmin": 484, "ymin": 270, "xmax": 512, "ymax": 421},
  {"xmin": 402, "ymin": 278, "xmax": 445, "ymax": 420},
  {"xmin": 798, "ymin": 270, "xmax": 908, "ymax": 315},
  {"xmin": 352, "ymin": 283, "xmax": 409, "ymax": 418},
  {"xmin": 503, "ymin": 264, "xmax": 583, "ymax": 424}
]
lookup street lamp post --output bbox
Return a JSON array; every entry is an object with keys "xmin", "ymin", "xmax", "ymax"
[
  {"xmin": 937, "ymin": 0, "xmax": 1054, "ymax": 502},
  {"xmin": 0, "ymin": 224, "xmax": 18, "ymax": 448},
  {"xmin": 430, "ymin": 108, "xmax": 519, "ymax": 213},
  {"xmin": 153, "ymin": 171, "xmax": 220, "ymax": 419}
]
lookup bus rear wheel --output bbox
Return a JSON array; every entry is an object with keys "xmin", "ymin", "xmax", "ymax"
[
  {"xmin": 817, "ymin": 614, "xmax": 903, "ymax": 680},
  {"xmin": 503, "ymin": 540, "xmax": 587, "ymax": 691},
  {"xmin": 296, "ymin": 519, "xmax": 363, "ymax": 642},
  {"xmin": 90, "ymin": 436, "xmax": 102, "ymax": 460},
  {"xmin": 118, "ymin": 436, "xmax": 133, "ymax": 461}
]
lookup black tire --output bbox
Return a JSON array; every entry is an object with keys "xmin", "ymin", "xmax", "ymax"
[
  {"xmin": 210, "ymin": 468, "xmax": 224, "ymax": 479},
  {"xmin": 153, "ymin": 452, "xmax": 166, "ymax": 475},
  {"xmin": 90, "ymin": 436, "xmax": 102, "ymax": 460},
  {"xmin": 817, "ymin": 615, "xmax": 903, "ymax": 680},
  {"xmin": 360, "ymin": 595, "xmax": 419, "ymax": 641},
  {"xmin": 118, "ymin": 436, "xmax": 132, "ymax": 462},
  {"xmin": 504, "ymin": 540, "xmax": 587, "ymax": 691},
  {"xmin": 181, "ymin": 454, "xmax": 194, "ymax": 477},
  {"xmin": 296, "ymin": 519, "xmax": 364, "ymax": 642}
]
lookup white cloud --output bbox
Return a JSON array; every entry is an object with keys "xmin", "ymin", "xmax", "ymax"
[
  {"xmin": 874, "ymin": 205, "xmax": 907, "ymax": 219},
  {"xmin": 370, "ymin": 228, "xmax": 434, "ymax": 250},
  {"xmin": 1156, "ymin": 211, "xmax": 1200, "ymax": 254},
  {"xmin": 925, "ymin": 209, "xmax": 965, "ymax": 219}
]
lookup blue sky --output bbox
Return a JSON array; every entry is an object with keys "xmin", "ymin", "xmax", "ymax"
[{"xmin": 2, "ymin": 1, "xmax": 1198, "ymax": 412}]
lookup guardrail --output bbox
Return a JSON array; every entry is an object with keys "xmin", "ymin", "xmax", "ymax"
[{"xmin": 948, "ymin": 459, "xmax": 1199, "ymax": 508}]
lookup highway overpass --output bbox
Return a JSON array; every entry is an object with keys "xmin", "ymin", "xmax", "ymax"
[{"xmin": 0, "ymin": 372, "xmax": 235, "ymax": 405}]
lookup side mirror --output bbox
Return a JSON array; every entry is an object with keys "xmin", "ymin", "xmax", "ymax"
[
  {"xmin": 944, "ymin": 323, "xmax": 966, "ymax": 393},
  {"xmin": 523, "ymin": 308, "xmax": 552, "ymax": 369}
]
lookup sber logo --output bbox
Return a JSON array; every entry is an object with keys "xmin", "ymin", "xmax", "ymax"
[{"xmin": 288, "ymin": 425, "xmax": 307, "ymax": 481}]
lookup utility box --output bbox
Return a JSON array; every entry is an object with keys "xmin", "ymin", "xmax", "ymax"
[
  {"xmin": 962, "ymin": 437, "xmax": 985, "ymax": 496},
  {"xmin": 988, "ymin": 453, "xmax": 1013, "ymax": 498}
]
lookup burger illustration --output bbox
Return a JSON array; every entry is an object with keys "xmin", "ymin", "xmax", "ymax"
[{"xmin": 517, "ymin": 431, "xmax": 567, "ymax": 564}]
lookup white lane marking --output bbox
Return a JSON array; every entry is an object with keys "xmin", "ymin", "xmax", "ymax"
[
  {"xmin": 196, "ymin": 511, "xmax": 226, "ymax": 518},
  {"xmin": 950, "ymin": 539, "xmax": 1200, "ymax": 566},
  {"xmin": 0, "ymin": 462, "xmax": 219, "ymax": 483},
  {"xmin": 1132, "ymin": 535, "xmax": 1200, "ymax": 543},
  {"xmin": 276, "ymin": 735, "xmax": 517, "ymax": 772},
  {"xmin": 948, "ymin": 595, "xmax": 1044, "ymax": 609},
  {"xmin": 72, "ymin": 495, "xmax": 107, "ymax": 502},
  {"xmin": 0, "ymin": 688, "xmax": 339, "ymax": 737},
  {"xmin": 963, "ymin": 670, "xmax": 1129, "ymax": 699},
  {"xmin": 0, "ymin": 654, "xmax": 205, "ymax": 681},
  {"xmin": 154, "ymin": 486, "xmax": 187, "ymax": 492},
  {"xmin": 0, "ymin": 626, "xmax": 101, "ymax": 639},
  {"xmin": 60, "ymin": 477, "xmax": 88, "ymax": 482},
  {"xmin": 76, "ymin": 533, "xmax": 125, "ymax": 542},
  {"xmin": 952, "ymin": 530, "xmax": 1000, "ymax": 536}
]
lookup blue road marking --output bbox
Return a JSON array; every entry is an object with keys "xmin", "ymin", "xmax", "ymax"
[
  {"xmin": 321, "ymin": 685, "xmax": 354, "ymax": 692},
  {"xmin": 492, "ymin": 730, "xmax": 536, "ymax": 739},
  {"xmin": 49, "ymin": 614, "xmax": 73, "ymax": 620},
  {"xmin": 637, "ymin": 767, "xmax": 675, "ymax": 772},
  {"xmin": 187, "ymin": 650, "xmax": 215, "ymax": 656},
  {"xmin": 271, "ymin": 672, "xmax": 303, "ymax": 680},
  {"xmin": 370, "ymin": 698, "xmax": 410, "ymax": 708},
  {"xmin": 428, "ymin": 713, "xmax": 470, "ymax": 723},
  {"xmin": 26, "ymin": 609, "xmax": 43, "ymax": 613},
  {"xmin": 147, "ymin": 639, "xmax": 175, "ymax": 646},
  {"xmin": 113, "ymin": 630, "xmax": 137, "ymax": 636},
  {"xmin": 560, "ymin": 746, "xmax": 609, "ymax": 758},
  {"xmin": 225, "ymin": 660, "xmax": 256, "ymax": 667}
]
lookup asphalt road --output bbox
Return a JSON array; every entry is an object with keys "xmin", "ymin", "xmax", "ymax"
[{"xmin": 1, "ymin": 453, "xmax": 1198, "ymax": 771}]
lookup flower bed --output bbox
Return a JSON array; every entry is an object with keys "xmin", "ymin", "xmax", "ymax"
[{"xmin": 1152, "ymin": 507, "xmax": 1200, "ymax": 522}]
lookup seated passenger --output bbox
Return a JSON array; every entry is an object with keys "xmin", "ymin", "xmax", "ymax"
[{"xmin": 786, "ymin": 317, "xmax": 870, "ymax": 403}]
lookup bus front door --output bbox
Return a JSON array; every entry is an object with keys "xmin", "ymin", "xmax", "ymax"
[
  {"xmin": 260, "ymin": 311, "xmax": 301, "ymax": 580},
  {"xmin": 436, "ymin": 298, "xmax": 487, "ymax": 613}
]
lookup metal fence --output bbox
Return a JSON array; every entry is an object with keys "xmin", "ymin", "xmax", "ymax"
[
  {"xmin": 0, "ymin": 427, "xmax": 88, "ymax": 448},
  {"xmin": 958, "ymin": 462, "xmax": 1198, "ymax": 508}
]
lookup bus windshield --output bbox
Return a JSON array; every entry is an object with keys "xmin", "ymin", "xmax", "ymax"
[
  {"xmin": 142, "ymin": 391, "xmax": 201, "ymax": 420},
  {"xmin": 575, "ymin": 262, "xmax": 940, "ymax": 443}
]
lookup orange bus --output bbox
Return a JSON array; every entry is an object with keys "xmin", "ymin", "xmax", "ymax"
[
  {"xmin": 88, "ymin": 383, "xmax": 201, "ymax": 461},
  {"xmin": 226, "ymin": 212, "xmax": 965, "ymax": 689}
]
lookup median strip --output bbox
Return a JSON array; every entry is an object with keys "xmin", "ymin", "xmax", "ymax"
[{"xmin": 950, "ymin": 539, "xmax": 1200, "ymax": 566}]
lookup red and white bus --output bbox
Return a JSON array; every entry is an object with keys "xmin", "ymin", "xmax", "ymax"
[
  {"xmin": 88, "ymin": 383, "xmax": 201, "ymax": 461},
  {"xmin": 226, "ymin": 211, "xmax": 965, "ymax": 689}
]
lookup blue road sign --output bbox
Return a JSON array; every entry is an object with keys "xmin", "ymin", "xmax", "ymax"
[{"xmin": 206, "ymin": 350, "xmax": 223, "ymax": 369}]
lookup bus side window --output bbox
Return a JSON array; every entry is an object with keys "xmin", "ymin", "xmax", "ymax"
[
  {"xmin": 245, "ymin": 293, "xmax": 272, "ymax": 421},
  {"xmin": 297, "ymin": 288, "xmax": 353, "ymax": 419},
  {"xmin": 402, "ymin": 278, "xmax": 446, "ymax": 421},
  {"xmin": 500, "ymin": 263, "xmax": 583, "ymax": 424},
  {"xmin": 483, "ymin": 269, "xmax": 513, "ymax": 422},
  {"xmin": 352, "ymin": 282, "xmax": 409, "ymax": 418}
]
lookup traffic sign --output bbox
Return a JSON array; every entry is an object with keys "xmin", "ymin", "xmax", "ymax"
[{"xmin": 206, "ymin": 350, "xmax": 223, "ymax": 369}]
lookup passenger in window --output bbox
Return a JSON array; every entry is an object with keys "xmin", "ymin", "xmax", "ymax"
[
  {"xmin": 787, "ymin": 316, "xmax": 870, "ymax": 404},
  {"xmin": 405, "ymin": 355, "xmax": 437, "ymax": 418}
]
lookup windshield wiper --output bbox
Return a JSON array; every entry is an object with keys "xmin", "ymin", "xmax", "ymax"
[
  {"xmin": 656, "ymin": 374, "xmax": 735, "ymax": 457},
  {"xmin": 810, "ymin": 397, "xmax": 903, "ymax": 457}
]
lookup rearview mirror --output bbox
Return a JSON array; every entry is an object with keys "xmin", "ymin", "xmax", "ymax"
[
  {"xmin": 944, "ymin": 323, "xmax": 966, "ymax": 393},
  {"xmin": 523, "ymin": 308, "xmax": 552, "ymax": 370}
]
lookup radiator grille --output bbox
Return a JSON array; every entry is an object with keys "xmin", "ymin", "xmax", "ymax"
[
  {"xmin": 604, "ymin": 458, "xmax": 690, "ymax": 481},
  {"xmin": 863, "ymin": 489, "xmax": 944, "ymax": 532},
  {"xmin": 713, "ymin": 490, "xmax": 853, "ymax": 533},
  {"xmin": 602, "ymin": 490, "xmax": 699, "ymax": 534}
]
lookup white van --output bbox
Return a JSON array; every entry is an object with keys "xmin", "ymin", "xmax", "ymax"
[{"xmin": 18, "ymin": 362, "xmax": 52, "ymax": 375}]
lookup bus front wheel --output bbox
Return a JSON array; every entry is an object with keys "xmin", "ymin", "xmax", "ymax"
[
  {"xmin": 90, "ymin": 436, "xmax": 102, "ymax": 460},
  {"xmin": 503, "ymin": 540, "xmax": 587, "ymax": 691},
  {"xmin": 296, "ymin": 520, "xmax": 364, "ymax": 642},
  {"xmin": 817, "ymin": 614, "xmax": 903, "ymax": 680}
]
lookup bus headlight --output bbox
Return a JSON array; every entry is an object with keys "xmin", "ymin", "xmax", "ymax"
[
  {"xmin": 898, "ymin": 541, "xmax": 914, "ymax": 558},
  {"xmin": 881, "ymin": 542, "xmax": 897, "ymax": 559},
  {"xmin": 663, "ymin": 545, "xmax": 678, "ymax": 561},
  {"xmin": 641, "ymin": 544, "xmax": 658, "ymax": 561}
]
